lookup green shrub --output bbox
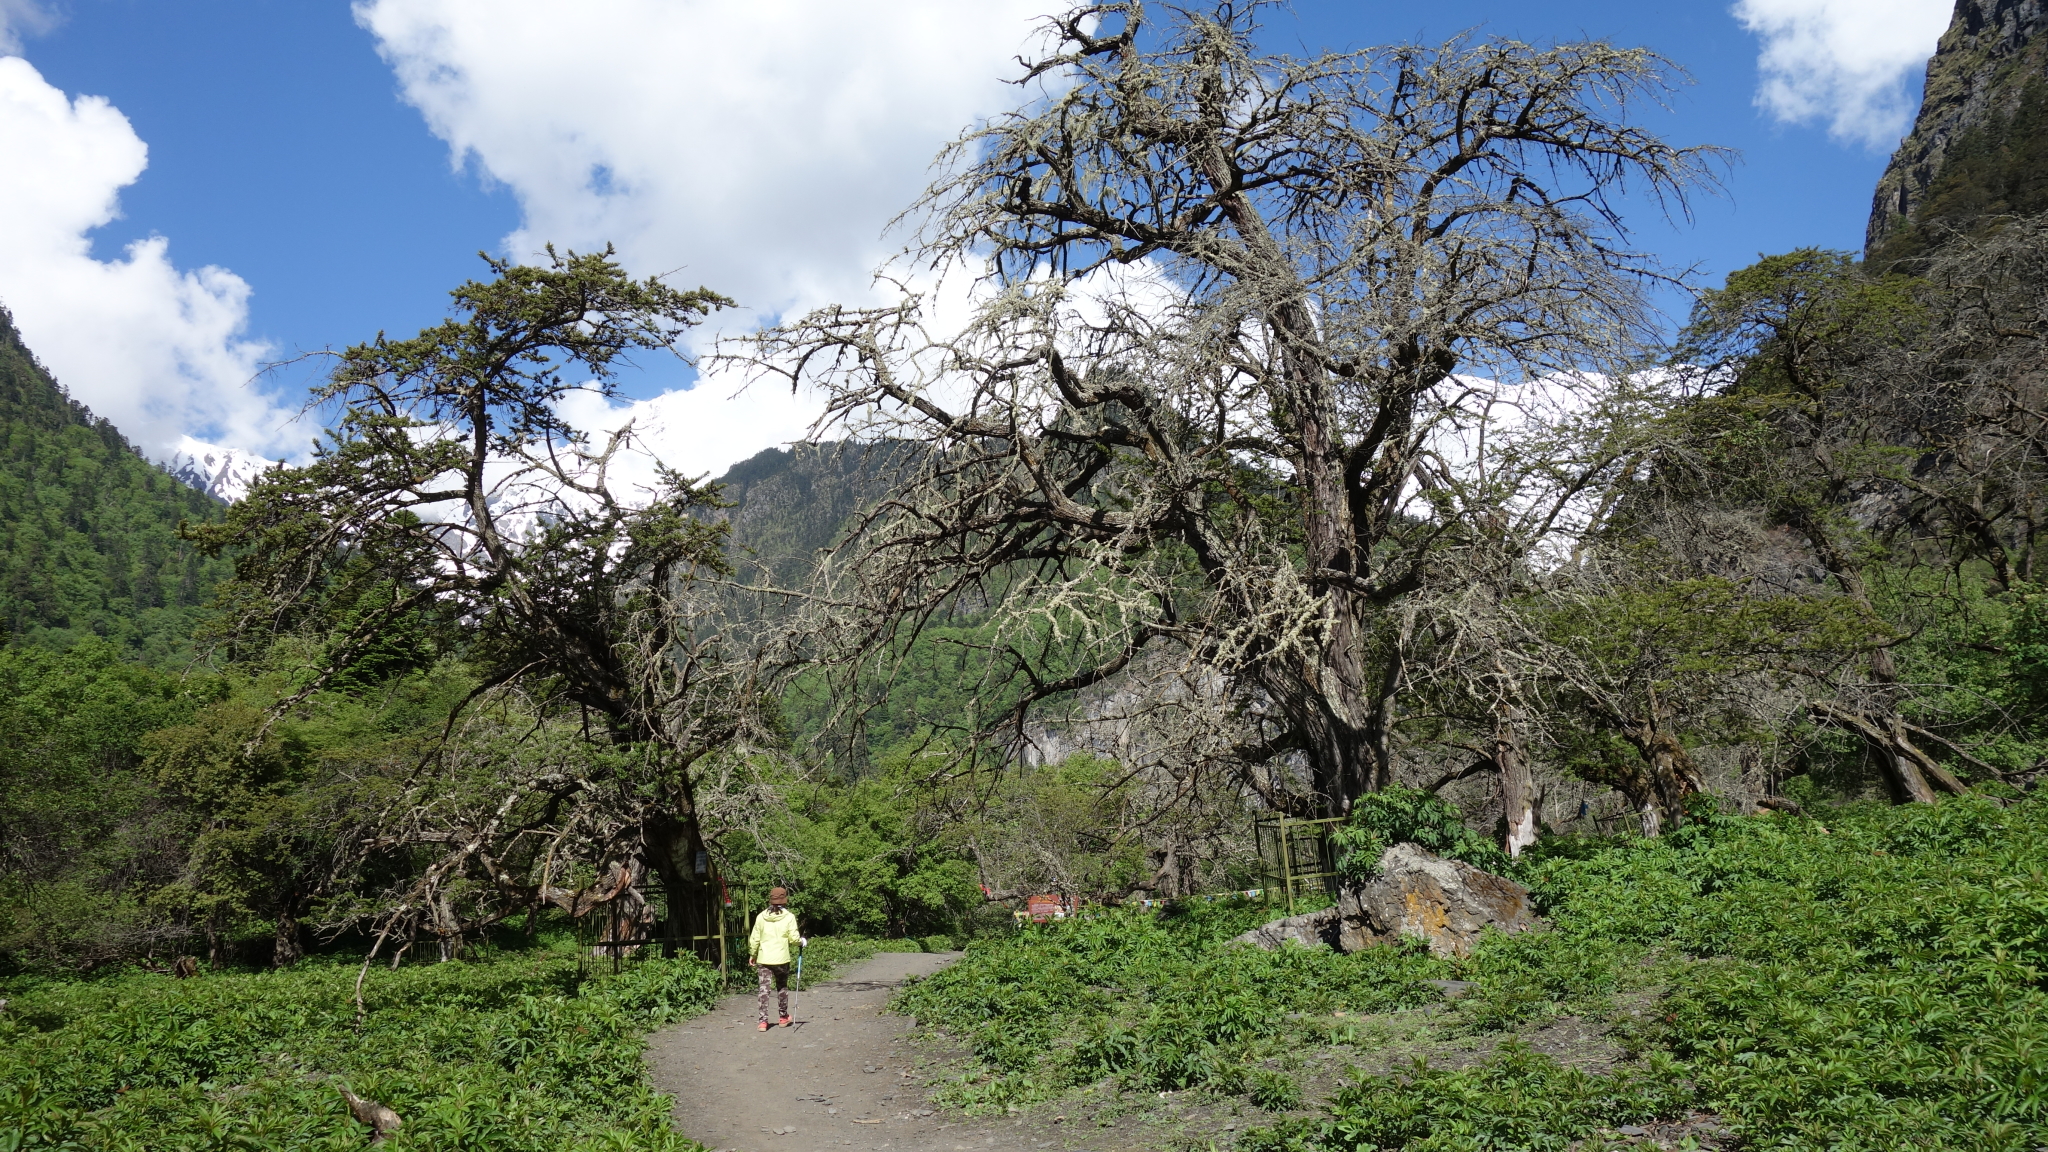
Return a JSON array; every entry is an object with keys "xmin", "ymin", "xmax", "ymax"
[
  {"xmin": 1247, "ymin": 1067, "xmax": 1302, "ymax": 1112},
  {"xmin": 1241, "ymin": 1043, "xmax": 1691, "ymax": 1152},
  {"xmin": 905, "ymin": 797, "xmax": 2048, "ymax": 1149},
  {"xmin": 1330, "ymin": 786, "xmax": 1509, "ymax": 881}
]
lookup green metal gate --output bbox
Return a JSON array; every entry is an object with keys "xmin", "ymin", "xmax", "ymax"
[{"xmin": 1254, "ymin": 815, "xmax": 1344, "ymax": 915}]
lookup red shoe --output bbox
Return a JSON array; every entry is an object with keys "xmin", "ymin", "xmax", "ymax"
[
  {"xmin": 779, "ymin": 1015, "xmax": 793, "ymax": 1027},
  {"xmin": 757, "ymin": 1021, "xmax": 770, "ymax": 1031}
]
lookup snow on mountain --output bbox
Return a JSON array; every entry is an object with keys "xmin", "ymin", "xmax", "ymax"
[{"xmin": 163, "ymin": 436, "xmax": 277, "ymax": 502}]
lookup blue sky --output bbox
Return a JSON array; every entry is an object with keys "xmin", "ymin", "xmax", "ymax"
[
  {"xmin": 1282, "ymin": 2, "xmax": 1919, "ymax": 280},
  {"xmin": 0, "ymin": 0, "xmax": 1954, "ymax": 468},
  {"xmin": 21, "ymin": 1, "xmax": 518, "ymax": 363}
]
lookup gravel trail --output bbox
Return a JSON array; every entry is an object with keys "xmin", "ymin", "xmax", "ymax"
[{"xmin": 647, "ymin": 952, "xmax": 1055, "ymax": 1152}]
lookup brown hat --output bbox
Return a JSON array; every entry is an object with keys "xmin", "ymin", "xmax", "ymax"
[{"xmin": 769, "ymin": 887, "xmax": 788, "ymax": 904}]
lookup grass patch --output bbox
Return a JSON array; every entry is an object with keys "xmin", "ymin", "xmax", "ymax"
[{"xmin": 0, "ymin": 929, "xmax": 958, "ymax": 1149}]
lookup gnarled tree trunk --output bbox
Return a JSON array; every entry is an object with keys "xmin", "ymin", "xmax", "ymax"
[
  {"xmin": 272, "ymin": 888, "xmax": 305, "ymax": 968},
  {"xmin": 641, "ymin": 808, "xmax": 721, "ymax": 963},
  {"xmin": 1495, "ymin": 703, "xmax": 1539, "ymax": 857},
  {"xmin": 1630, "ymin": 724, "xmax": 1707, "ymax": 831}
]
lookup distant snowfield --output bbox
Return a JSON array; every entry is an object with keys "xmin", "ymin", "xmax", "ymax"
[{"xmin": 163, "ymin": 435, "xmax": 276, "ymax": 502}]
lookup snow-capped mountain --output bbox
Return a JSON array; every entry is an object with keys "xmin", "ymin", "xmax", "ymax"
[{"xmin": 163, "ymin": 436, "xmax": 277, "ymax": 503}]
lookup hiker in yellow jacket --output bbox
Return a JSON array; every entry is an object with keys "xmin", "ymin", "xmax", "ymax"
[{"xmin": 748, "ymin": 887, "xmax": 806, "ymax": 1030}]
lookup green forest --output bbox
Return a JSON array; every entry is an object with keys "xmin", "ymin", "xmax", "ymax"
[{"xmin": 5, "ymin": 4, "xmax": 2048, "ymax": 1149}]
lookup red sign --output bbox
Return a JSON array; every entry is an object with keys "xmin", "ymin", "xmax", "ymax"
[{"xmin": 1024, "ymin": 894, "xmax": 1070, "ymax": 921}]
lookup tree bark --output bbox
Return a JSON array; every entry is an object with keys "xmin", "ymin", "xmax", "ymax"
[
  {"xmin": 205, "ymin": 908, "xmax": 226, "ymax": 969},
  {"xmin": 1632, "ymin": 725, "xmax": 1707, "ymax": 829},
  {"xmin": 1576, "ymin": 708, "xmax": 1705, "ymax": 838},
  {"xmin": 1808, "ymin": 699, "xmax": 1967, "ymax": 803},
  {"xmin": 1483, "ymin": 648, "xmax": 1538, "ymax": 856},
  {"xmin": 1240, "ymin": 286, "xmax": 1379, "ymax": 814},
  {"xmin": 641, "ymin": 808, "xmax": 721, "ymax": 964},
  {"xmin": 1495, "ymin": 703, "xmax": 1538, "ymax": 857},
  {"xmin": 1188, "ymin": 59, "xmax": 1378, "ymax": 812},
  {"xmin": 1366, "ymin": 608, "xmax": 1417, "ymax": 794},
  {"xmin": 271, "ymin": 891, "xmax": 304, "ymax": 968},
  {"xmin": 1571, "ymin": 754, "xmax": 1662, "ymax": 837},
  {"xmin": 1634, "ymin": 794, "xmax": 1662, "ymax": 838}
]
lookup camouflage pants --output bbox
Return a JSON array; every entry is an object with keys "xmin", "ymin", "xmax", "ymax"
[{"xmin": 757, "ymin": 963, "xmax": 792, "ymax": 1021}]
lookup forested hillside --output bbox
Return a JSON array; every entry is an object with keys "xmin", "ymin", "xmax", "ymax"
[
  {"xmin": 0, "ymin": 307, "xmax": 230, "ymax": 662},
  {"xmin": 714, "ymin": 442, "xmax": 904, "ymax": 585}
]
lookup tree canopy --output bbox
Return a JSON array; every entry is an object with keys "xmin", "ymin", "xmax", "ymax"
[{"xmin": 186, "ymin": 247, "xmax": 766, "ymax": 962}]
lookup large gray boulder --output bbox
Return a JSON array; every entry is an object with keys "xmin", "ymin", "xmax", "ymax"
[
  {"xmin": 1335, "ymin": 844, "xmax": 1537, "ymax": 956},
  {"xmin": 1234, "ymin": 844, "xmax": 1538, "ymax": 958}
]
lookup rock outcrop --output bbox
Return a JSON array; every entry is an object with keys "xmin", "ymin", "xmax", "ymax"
[
  {"xmin": 1232, "ymin": 905, "xmax": 1341, "ymax": 951},
  {"xmin": 1868, "ymin": 0, "xmax": 2048, "ymax": 261},
  {"xmin": 1234, "ymin": 844, "xmax": 1539, "ymax": 958}
]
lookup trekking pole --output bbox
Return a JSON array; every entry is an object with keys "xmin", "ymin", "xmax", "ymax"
[{"xmin": 793, "ymin": 940, "xmax": 805, "ymax": 1021}]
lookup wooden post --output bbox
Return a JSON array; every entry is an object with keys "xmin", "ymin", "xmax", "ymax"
[
  {"xmin": 1256, "ymin": 823, "xmax": 1266, "ymax": 908},
  {"xmin": 1279, "ymin": 818, "xmax": 1298, "ymax": 916}
]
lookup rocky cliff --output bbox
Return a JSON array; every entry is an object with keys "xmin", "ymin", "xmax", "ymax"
[
  {"xmin": 710, "ymin": 441, "xmax": 909, "ymax": 587},
  {"xmin": 1868, "ymin": 0, "xmax": 2048, "ymax": 264}
]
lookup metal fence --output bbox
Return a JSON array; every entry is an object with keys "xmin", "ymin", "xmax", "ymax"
[
  {"xmin": 577, "ymin": 875, "xmax": 752, "ymax": 978},
  {"xmin": 1253, "ymin": 815, "xmax": 1345, "ymax": 915}
]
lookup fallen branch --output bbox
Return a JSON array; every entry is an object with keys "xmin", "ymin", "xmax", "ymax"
[
  {"xmin": 338, "ymin": 1087, "xmax": 404, "ymax": 1145},
  {"xmin": 1898, "ymin": 720, "xmax": 2008, "ymax": 780}
]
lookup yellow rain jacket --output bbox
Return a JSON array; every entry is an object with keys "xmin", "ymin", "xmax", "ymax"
[{"xmin": 748, "ymin": 906, "xmax": 802, "ymax": 966}]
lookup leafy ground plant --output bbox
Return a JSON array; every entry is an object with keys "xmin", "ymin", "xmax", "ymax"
[
  {"xmin": 892, "ymin": 897, "xmax": 1449, "ymax": 1112},
  {"xmin": 897, "ymin": 797, "xmax": 2048, "ymax": 1151},
  {"xmin": 0, "ymin": 944, "xmax": 721, "ymax": 1150}
]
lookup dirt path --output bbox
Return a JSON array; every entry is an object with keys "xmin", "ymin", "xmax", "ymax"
[{"xmin": 646, "ymin": 951, "xmax": 1037, "ymax": 1152}]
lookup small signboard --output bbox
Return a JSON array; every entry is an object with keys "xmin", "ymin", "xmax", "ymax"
[{"xmin": 1023, "ymin": 894, "xmax": 1069, "ymax": 922}]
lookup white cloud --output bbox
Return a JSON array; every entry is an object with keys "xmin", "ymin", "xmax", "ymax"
[
  {"xmin": 551, "ymin": 373, "xmax": 821, "ymax": 496},
  {"xmin": 0, "ymin": 56, "xmax": 297, "ymax": 459},
  {"xmin": 1734, "ymin": 0, "xmax": 1953, "ymax": 148},
  {"xmin": 0, "ymin": 0, "xmax": 56, "ymax": 55},
  {"xmin": 354, "ymin": 0, "xmax": 1055, "ymax": 477}
]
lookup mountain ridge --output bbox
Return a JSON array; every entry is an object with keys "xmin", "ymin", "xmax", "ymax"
[{"xmin": 163, "ymin": 436, "xmax": 276, "ymax": 503}]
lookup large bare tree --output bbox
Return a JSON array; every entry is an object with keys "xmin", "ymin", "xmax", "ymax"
[{"xmin": 745, "ymin": 2, "xmax": 1721, "ymax": 816}]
